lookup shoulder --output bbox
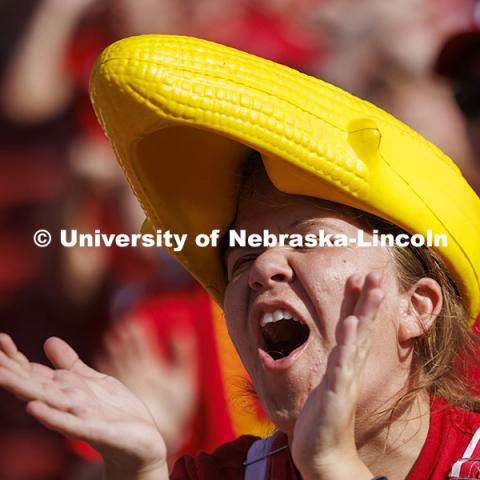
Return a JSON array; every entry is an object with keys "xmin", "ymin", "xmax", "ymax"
[
  {"xmin": 170, "ymin": 435, "xmax": 259, "ymax": 480},
  {"xmin": 407, "ymin": 396, "xmax": 480, "ymax": 480},
  {"xmin": 431, "ymin": 395, "xmax": 480, "ymax": 437}
]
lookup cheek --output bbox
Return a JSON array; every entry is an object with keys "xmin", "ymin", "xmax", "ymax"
[
  {"xmin": 298, "ymin": 248, "xmax": 398, "ymax": 337},
  {"xmin": 305, "ymin": 247, "xmax": 396, "ymax": 287},
  {"xmin": 297, "ymin": 252, "xmax": 357, "ymax": 304},
  {"xmin": 223, "ymin": 280, "xmax": 251, "ymax": 355},
  {"xmin": 223, "ymin": 307, "xmax": 258, "ymax": 381}
]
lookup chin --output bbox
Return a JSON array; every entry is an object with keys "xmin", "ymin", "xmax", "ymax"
[
  {"xmin": 259, "ymin": 387, "xmax": 307, "ymax": 435},
  {"xmin": 272, "ymin": 416, "xmax": 298, "ymax": 436}
]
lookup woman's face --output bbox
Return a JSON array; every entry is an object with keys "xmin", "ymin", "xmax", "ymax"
[{"xmin": 223, "ymin": 175, "xmax": 412, "ymax": 435}]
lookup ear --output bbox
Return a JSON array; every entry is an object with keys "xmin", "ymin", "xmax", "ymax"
[{"xmin": 398, "ymin": 278, "xmax": 443, "ymax": 342}]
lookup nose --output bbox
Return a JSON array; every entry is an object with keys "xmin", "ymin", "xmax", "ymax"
[{"xmin": 248, "ymin": 248, "xmax": 294, "ymax": 291}]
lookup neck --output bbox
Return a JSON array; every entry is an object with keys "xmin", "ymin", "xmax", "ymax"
[
  {"xmin": 285, "ymin": 391, "xmax": 431, "ymax": 480},
  {"xmin": 355, "ymin": 391, "xmax": 431, "ymax": 480}
]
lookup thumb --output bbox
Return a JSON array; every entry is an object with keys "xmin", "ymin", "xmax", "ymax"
[{"xmin": 44, "ymin": 337, "xmax": 103, "ymax": 378}]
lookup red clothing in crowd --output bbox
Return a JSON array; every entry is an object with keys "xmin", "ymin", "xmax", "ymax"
[
  {"xmin": 135, "ymin": 286, "xmax": 236, "ymax": 455},
  {"xmin": 71, "ymin": 285, "xmax": 269, "ymax": 463},
  {"xmin": 171, "ymin": 396, "xmax": 480, "ymax": 479}
]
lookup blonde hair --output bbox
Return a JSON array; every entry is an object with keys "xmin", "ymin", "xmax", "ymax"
[{"xmin": 356, "ymin": 213, "xmax": 480, "ymax": 413}]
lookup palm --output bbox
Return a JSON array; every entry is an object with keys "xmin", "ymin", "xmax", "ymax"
[{"xmin": 0, "ymin": 334, "xmax": 166, "ymax": 471}]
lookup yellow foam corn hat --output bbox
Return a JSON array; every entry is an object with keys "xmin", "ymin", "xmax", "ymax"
[{"xmin": 89, "ymin": 35, "xmax": 480, "ymax": 322}]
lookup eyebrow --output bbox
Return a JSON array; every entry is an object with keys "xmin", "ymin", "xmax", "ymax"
[
  {"xmin": 222, "ymin": 219, "xmax": 317, "ymax": 259},
  {"xmin": 287, "ymin": 218, "xmax": 319, "ymax": 230},
  {"xmin": 222, "ymin": 215, "xmax": 345, "ymax": 265}
]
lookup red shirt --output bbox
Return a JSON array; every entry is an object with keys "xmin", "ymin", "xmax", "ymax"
[
  {"xmin": 408, "ymin": 396, "xmax": 480, "ymax": 479},
  {"xmin": 171, "ymin": 396, "xmax": 480, "ymax": 479}
]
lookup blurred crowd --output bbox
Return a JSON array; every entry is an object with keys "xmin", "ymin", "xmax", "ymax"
[{"xmin": 0, "ymin": 0, "xmax": 478, "ymax": 478}]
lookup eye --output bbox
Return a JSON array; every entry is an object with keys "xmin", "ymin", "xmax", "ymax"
[
  {"xmin": 228, "ymin": 253, "xmax": 258, "ymax": 278},
  {"xmin": 291, "ymin": 244, "xmax": 309, "ymax": 251}
]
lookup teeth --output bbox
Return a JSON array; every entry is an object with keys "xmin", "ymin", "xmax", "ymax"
[
  {"xmin": 273, "ymin": 310, "xmax": 284, "ymax": 321},
  {"xmin": 262, "ymin": 312, "xmax": 274, "ymax": 326},
  {"xmin": 260, "ymin": 309, "xmax": 298, "ymax": 327}
]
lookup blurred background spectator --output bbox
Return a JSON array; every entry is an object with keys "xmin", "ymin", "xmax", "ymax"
[
  {"xmin": 435, "ymin": 0, "xmax": 480, "ymax": 193},
  {"xmin": 0, "ymin": 0, "xmax": 478, "ymax": 478},
  {"xmin": 314, "ymin": 0, "xmax": 477, "ymax": 181}
]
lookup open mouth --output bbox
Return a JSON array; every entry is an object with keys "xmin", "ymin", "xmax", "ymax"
[{"xmin": 259, "ymin": 309, "xmax": 310, "ymax": 360}]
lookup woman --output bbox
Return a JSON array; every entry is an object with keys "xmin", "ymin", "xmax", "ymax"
[{"xmin": 1, "ymin": 35, "xmax": 479, "ymax": 480}]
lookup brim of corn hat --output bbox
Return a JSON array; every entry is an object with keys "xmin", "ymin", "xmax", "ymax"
[{"xmin": 89, "ymin": 34, "xmax": 480, "ymax": 323}]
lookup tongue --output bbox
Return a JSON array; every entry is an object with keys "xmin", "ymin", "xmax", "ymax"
[{"xmin": 262, "ymin": 319, "xmax": 310, "ymax": 360}]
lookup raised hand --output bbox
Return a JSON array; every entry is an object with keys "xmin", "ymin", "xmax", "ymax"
[
  {"xmin": 1, "ymin": 0, "xmax": 104, "ymax": 123},
  {"xmin": 0, "ymin": 334, "xmax": 168, "ymax": 479},
  {"xmin": 43, "ymin": 0, "xmax": 102, "ymax": 17},
  {"xmin": 95, "ymin": 316, "xmax": 198, "ymax": 453},
  {"xmin": 291, "ymin": 272, "xmax": 385, "ymax": 480}
]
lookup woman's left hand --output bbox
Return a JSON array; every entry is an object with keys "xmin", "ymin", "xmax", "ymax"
[
  {"xmin": 0, "ymin": 334, "xmax": 168, "ymax": 479},
  {"xmin": 291, "ymin": 271, "xmax": 385, "ymax": 480}
]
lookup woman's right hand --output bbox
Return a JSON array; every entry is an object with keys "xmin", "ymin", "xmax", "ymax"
[
  {"xmin": 291, "ymin": 272, "xmax": 385, "ymax": 480},
  {"xmin": 0, "ymin": 333, "xmax": 168, "ymax": 479}
]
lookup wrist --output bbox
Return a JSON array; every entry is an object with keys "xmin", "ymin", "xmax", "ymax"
[
  {"xmin": 298, "ymin": 455, "xmax": 374, "ymax": 480},
  {"xmin": 102, "ymin": 433, "xmax": 168, "ymax": 480},
  {"xmin": 104, "ymin": 457, "xmax": 169, "ymax": 480}
]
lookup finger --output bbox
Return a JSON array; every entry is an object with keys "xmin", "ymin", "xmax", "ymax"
[
  {"xmin": 170, "ymin": 334, "xmax": 196, "ymax": 371},
  {"xmin": 336, "ymin": 314, "xmax": 358, "ymax": 348},
  {"xmin": 127, "ymin": 319, "xmax": 160, "ymax": 364},
  {"xmin": 104, "ymin": 320, "xmax": 146, "ymax": 376},
  {"xmin": 356, "ymin": 288, "xmax": 385, "ymax": 339},
  {"xmin": 324, "ymin": 347, "xmax": 342, "ymax": 394},
  {"xmin": 44, "ymin": 337, "xmax": 103, "ymax": 378},
  {"xmin": 354, "ymin": 273, "xmax": 384, "ymax": 335},
  {"xmin": 30, "ymin": 362, "xmax": 55, "ymax": 379},
  {"xmin": 326, "ymin": 315, "xmax": 357, "ymax": 388},
  {"xmin": 120, "ymin": 319, "xmax": 146, "ymax": 360},
  {"xmin": 333, "ymin": 295, "xmax": 364, "ymax": 388},
  {"xmin": 0, "ymin": 340, "xmax": 54, "ymax": 380},
  {"xmin": 0, "ymin": 367, "xmax": 69, "ymax": 408},
  {"xmin": 109, "ymin": 322, "xmax": 137, "ymax": 368},
  {"xmin": 26, "ymin": 401, "xmax": 88, "ymax": 440},
  {"xmin": 167, "ymin": 335, "xmax": 198, "ymax": 389},
  {"xmin": 98, "ymin": 335, "xmax": 127, "ymax": 376},
  {"xmin": 354, "ymin": 272, "xmax": 382, "ymax": 314},
  {"xmin": 0, "ymin": 333, "xmax": 18, "ymax": 356},
  {"xmin": 0, "ymin": 333, "xmax": 30, "ymax": 369},
  {"xmin": 339, "ymin": 274, "xmax": 362, "ymax": 321},
  {"xmin": 0, "ymin": 351, "xmax": 28, "ymax": 377}
]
